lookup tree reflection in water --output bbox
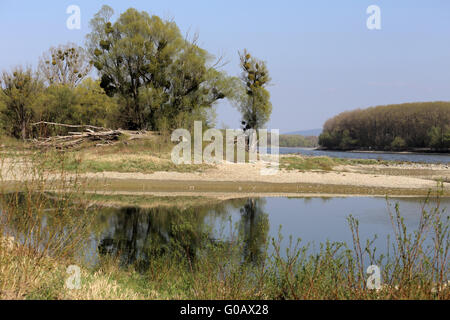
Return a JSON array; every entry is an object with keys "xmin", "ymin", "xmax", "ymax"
[
  {"xmin": 96, "ymin": 198, "xmax": 270, "ymax": 270},
  {"xmin": 239, "ymin": 199, "xmax": 269, "ymax": 265}
]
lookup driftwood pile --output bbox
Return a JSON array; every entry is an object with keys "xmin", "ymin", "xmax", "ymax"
[{"xmin": 31, "ymin": 122, "xmax": 123, "ymax": 149}]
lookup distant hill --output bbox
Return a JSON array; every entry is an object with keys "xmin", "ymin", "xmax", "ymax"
[{"xmin": 285, "ymin": 129, "xmax": 323, "ymax": 137}]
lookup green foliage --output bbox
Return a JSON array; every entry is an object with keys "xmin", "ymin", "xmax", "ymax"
[
  {"xmin": 318, "ymin": 131, "xmax": 339, "ymax": 149},
  {"xmin": 0, "ymin": 7, "xmax": 267, "ymax": 141},
  {"xmin": 56, "ymin": 155, "xmax": 207, "ymax": 174},
  {"xmin": 33, "ymin": 78, "xmax": 117, "ymax": 136},
  {"xmin": 279, "ymin": 134, "xmax": 318, "ymax": 148},
  {"xmin": 391, "ymin": 136, "xmax": 407, "ymax": 151},
  {"xmin": 0, "ymin": 67, "xmax": 43, "ymax": 139},
  {"xmin": 339, "ymin": 129, "xmax": 358, "ymax": 150},
  {"xmin": 319, "ymin": 102, "xmax": 450, "ymax": 151},
  {"xmin": 428, "ymin": 126, "xmax": 450, "ymax": 150},
  {"xmin": 86, "ymin": 5, "xmax": 235, "ymax": 131},
  {"xmin": 236, "ymin": 49, "xmax": 272, "ymax": 130}
]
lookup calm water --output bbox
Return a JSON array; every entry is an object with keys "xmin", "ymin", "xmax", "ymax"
[
  {"xmin": 279, "ymin": 147, "xmax": 450, "ymax": 164},
  {"xmin": 84, "ymin": 196, "xmax": 450, "ymax": 267}
]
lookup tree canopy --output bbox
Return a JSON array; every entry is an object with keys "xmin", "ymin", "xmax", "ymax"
[
  {"xmin": 236, "ymin": 50, "xmax": 272, "ymax": 131},
  {"xmin": 86, "ymin": 5, "xmax": 236, "ymax": 131},
  {"xmin": 319, "ymin": 102, "xmax": 450, "ymax": 151},
  {"xmin": 0, "ymin": 67, "xmax": 43, "ymax": 139},
  {"xmin": 0, "ymin": 6, "xmax": 272, "ymax": 142}
]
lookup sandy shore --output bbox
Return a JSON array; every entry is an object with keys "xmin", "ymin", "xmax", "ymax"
[
  {"xmin": 82, "ymin": 161, "xmax": 448, "ymax": 190},
  {"xmin": 2, "ymin": 157, "xmax": 449, "ymax": 197}
]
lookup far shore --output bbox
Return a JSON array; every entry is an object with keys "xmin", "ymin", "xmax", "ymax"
[
  {"xmin": 311, "ymin": 147, "xmax": 450, "ymax": 156},
  {"xmin": 274, "ymin": 146, "xmax": 450, "ymax": 156}
]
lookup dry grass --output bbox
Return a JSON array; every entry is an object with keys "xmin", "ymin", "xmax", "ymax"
[
  {"xmin": 0, "ymin": 153, "xmax": 146, "ymax": 300},
  {"xmin": 0, "ymin": 240, "xmax": 145, "ymax": 300}
]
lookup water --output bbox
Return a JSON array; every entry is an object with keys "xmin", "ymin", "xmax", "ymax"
[
  {"xmin": 85, "ymin": 196, "xmax": 449, "ymax": 267},
  {"xmin": 278, "ymin": 147, "xmax": 450, "ymax": 164}
]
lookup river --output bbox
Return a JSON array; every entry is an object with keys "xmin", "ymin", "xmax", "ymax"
[
  {"xmin": 278, "ymin": 147, "xmax": 450, "ymax": 164},
  {"xmin": 83, "ymin": 196, "xmax": 449, "ymax": 268}
]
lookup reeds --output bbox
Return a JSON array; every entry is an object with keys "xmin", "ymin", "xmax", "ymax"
[{"xmin": 0, "ymin": 151, "xmax": 94, "ymax": 298}]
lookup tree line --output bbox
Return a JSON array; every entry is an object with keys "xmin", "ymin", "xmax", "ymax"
[
  {"xmin": 279, "ymin": 135, "xmax": 318, "ymax": 148},
  {"xmin": 0, "ymin": 6, "xmax": 272, "ymax": 140},
  {"xmin": 319, "ymin": 102, "xmax": 450, "ymax": 151}
]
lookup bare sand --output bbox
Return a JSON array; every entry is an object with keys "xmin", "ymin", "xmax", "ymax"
[
  {"xmin": 1, "ymin": 157, "xmax": 448, "ymax": 197},
  {"xmin": 82, "ymin": 161, "xmax": 448, "ymax": 190}
]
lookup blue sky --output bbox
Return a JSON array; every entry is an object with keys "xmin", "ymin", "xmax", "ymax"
[{"xmin": 1, "ymin": 0, "xmax": 450, "ymax": 132}]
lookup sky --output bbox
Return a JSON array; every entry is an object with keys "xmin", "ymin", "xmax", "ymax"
[{"xmin": 1, "ymin": 0, "xmax": 450, "ymax": 133}]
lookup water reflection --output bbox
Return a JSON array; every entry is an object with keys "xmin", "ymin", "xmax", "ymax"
[
  {"xmin": 90, "ymin": 196, "xmax": 450, "ymax": 271},
  {"xmin": 93, "ymin": 198, "xmax": 272, "ymax": 269},
  {"xmin": 3, "ymin": 194, "xmax": 448, "ymax": 271},
  {"xmin": 97, "ymin": 206, "xmax": 212, "ymax": 268},
  {"xmin": 239, "ymin": 199, "xmax": 269, "ymax": 264}
]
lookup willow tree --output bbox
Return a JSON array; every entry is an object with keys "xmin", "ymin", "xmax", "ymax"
[
  {"xmin": 38, "ymin": 43, "xmax": 92, "ymax": 87},
  {"xmin": 236, "ymin": 50, "xmax": 272, "ymax": 131},
  {"xmin": 86, "ymin": 5, "xmax": 236, "ymax": 130}
]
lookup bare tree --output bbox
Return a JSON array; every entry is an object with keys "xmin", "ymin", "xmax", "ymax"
[{"xmin": 38, "ymin": 43, "xmax": 92, "ymax": 87}]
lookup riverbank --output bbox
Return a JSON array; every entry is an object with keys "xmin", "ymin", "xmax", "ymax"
[
  {"xmin": 314, "ymin": 147, "xmax": 450, "ymax": 155},
  {"xmin": 1, "ymin": 131, "xmax": 449, "ymax": 198},
  {"xmin": 72, "ymin": 155, "xmax": 450, "ymax": 197},
  {"xmin": 1, "ymin": 154, "xmax": 449, "ymax": 197}
]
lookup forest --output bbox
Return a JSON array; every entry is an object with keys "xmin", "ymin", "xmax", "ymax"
[
  {"xmin": 319, "ymin": 102, "xmax": 450, "ymax": 152},
  {"xmin": 279, "ymin": 134, "xmax": 318, "ymax": 148},
  {"xmin": 0, "ymin": 6, "xmax": 272, "ymax": 141}
]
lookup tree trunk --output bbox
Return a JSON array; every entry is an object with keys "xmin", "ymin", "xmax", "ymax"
[{"xmin": 21, "ymin": 120, "xmax": 27, "ymax": 141}]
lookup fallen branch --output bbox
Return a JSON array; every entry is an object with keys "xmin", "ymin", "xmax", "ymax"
[
  {"xmin": 31, "ymin": 122, "xmax": 122, "ymax": 149},
  {"xmin": 32, "ymin": 121, "xmax": 108, "ymax": 132}
]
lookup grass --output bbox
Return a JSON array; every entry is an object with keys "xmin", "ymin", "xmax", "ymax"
[
  {"xmin": 280, "ymin": 156, "xmax": 449, "ymax": 185},
  {"xmin": 0, "ymin": 135, "xmax": 27, "ymax": 149},
  {"xmin": 280, "ymin": 156, "xmax": 388, "ymax": 171},
  {"xmin": 78, "ymin": 193, "xmax": 222, "ymax": 209},
  {"xmin": 2, "ymin": 133, "xmax": 441, "ymax": 178},
  {"xmin": 56, "ymin": 156, "xmax": 210, "ymax": 174},
  {"xmin": 31, "ymin": 134, "xmax": 212, "ymax": 174},
  {"xmin": 1, "ymin": 131, "xmax": 211, "ymax": 175},
  {"xmin": 0, "ymin": 245, "xmax": 144, "ymax": 300}
]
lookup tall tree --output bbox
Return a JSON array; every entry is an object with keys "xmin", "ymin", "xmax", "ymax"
[
  {"xmin": 86, "ymin": 5, "xmax": 235, "ymax": 130},
  {"xmin": 38, "ymin": 43, "xmax": 92, "ymax": 87},
  {"xmin": 0, "ymin": 67, "xmax": 42, "ymax": 139},
  {"xmin": 236, "ymin": 50, "xmax": 272, "ymax": 131}
]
